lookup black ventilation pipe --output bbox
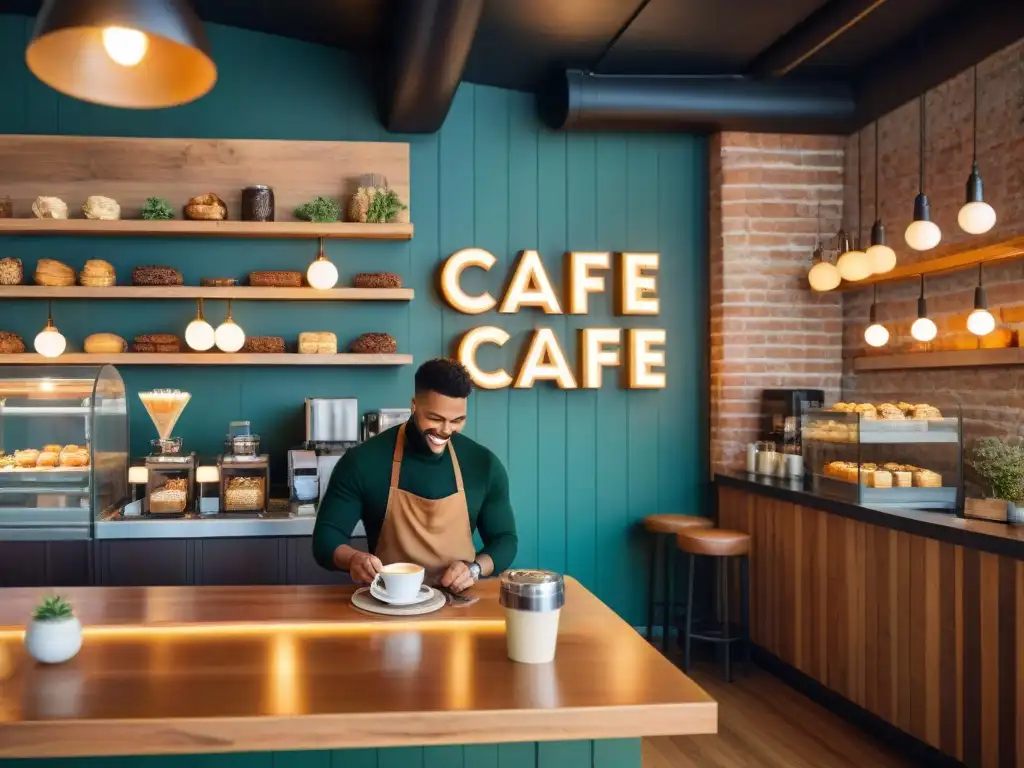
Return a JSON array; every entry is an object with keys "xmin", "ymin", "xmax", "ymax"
[
  {"xmin": 377, "ymin": 0, "xmax": 484, "ymax": 133},
  {"xmin": 539, "ymin": 70, "xmax": 856, "ymax": 135}
]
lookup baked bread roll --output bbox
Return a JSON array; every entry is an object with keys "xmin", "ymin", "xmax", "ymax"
[
  {"xmin": 351, "ymin": 332, "xmax": 397, "ymax": 354},
  {"xmin": 84, "ymin": 333, "xmax": 127, "ymax": 353},
  {"xmin": 37, "ymin": 451, "xmax": 58, "ymax": 468},
  {"xmin": 59, "ymin": 447, "xmax": 89, "ymax": 467},
  {"xmin": 892, "ymin": 471, "xmax": 912, "ymax": 488},
  {"xmin": 853, "ymin": 403, "xmax": 877, "ymax": 419},
  {"xmin": 34, "ymin": 258, "xmax": 75, "ymax": 287},
  {"xmin": 354, "ymin": 272, "xmax": 402, "ymax": 289},
  {"xmin": 15, "ymin": 449, "xmax": 39, "ymax": 468},
  {"xmin": 871, "ymin": 470, "xmax": 892, "ymax": 489},
  {"xmin": 910, "ymin": 404, "xmax": 942, "ymax": 420},
  {"xmin": 913, "ymin": 469, "xmax": 942, "ymax": 488},
  {"xmin": 132, "ymin": 266, "xmax": 183, "ymax": 286},
  {"xmin": 831, "ymin": 402, "xmax": 854, "ymax": 412},
  {"xmin": 0, "ymin": 331, "xmax": 25, "ymax": 354},
  {"xmin": 184, "ymin": 193, "xmax": 227, "ymax": 221},
  {"xmin": 242, "ymin": 336, "xmax": 286, "ymax": 353},
  {"xmin": 0, "ymin": 257, "xmax": 23, "ymax": 285},
  {"xmin": 877, "ymin": 403, "xmax": 905, "ymax": 420},
  {"xmin": 79, "ymin": 259, "xmax": 116, "ymax": 287},
  {"xmin": 298, "ymin": 331, "xmax": 337, "ymax": 354},
  {"xmin": 249, "ymin": 271, "xmax": 303, "ymax": 287}
]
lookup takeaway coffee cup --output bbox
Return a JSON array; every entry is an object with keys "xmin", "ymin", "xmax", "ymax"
[
  {"xmin": 372, "ymin": 562, "xmax": 425, "ymax": 602},
  {"xmin": 499, "ymin": 569, "xmax": 565, "ymax": 664}
]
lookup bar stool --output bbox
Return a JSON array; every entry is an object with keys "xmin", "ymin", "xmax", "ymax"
[
  {"xmin": 677, "ymin": 528, "xmax": 751, "ymax": 682},
  {"xmin": 642, "ymin": 514, "xmax": 713, "ymax": 652}
]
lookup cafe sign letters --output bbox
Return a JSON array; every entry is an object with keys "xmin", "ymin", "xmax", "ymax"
[{"xmin": 440, "ymin": 248, "xmax": 666, "ymax": 390}]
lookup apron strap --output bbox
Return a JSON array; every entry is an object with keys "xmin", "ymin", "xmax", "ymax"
[
  {"xmin": 448, "ymin": 440, "xmax": 465, "ymax": 493},
  {"xmin": 390, "ymin": 422, "xmax": 406, "ymax": 489}
]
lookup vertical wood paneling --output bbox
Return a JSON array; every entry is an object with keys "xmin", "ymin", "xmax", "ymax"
[{"xmin": 718, "ymin": 485, "xmax": 1024, "ymax": 768}]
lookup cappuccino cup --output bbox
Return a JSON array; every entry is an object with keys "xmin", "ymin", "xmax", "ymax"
[{"xmin": 373, "ymin": 562, "xmax": 425, "ymax": 602}]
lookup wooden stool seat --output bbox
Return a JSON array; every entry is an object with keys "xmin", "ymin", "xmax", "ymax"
[
  {"xmin": 643, "ymin": 514, "xmax": 713, "ymax": 535},
  {"xmin": 677, "ymin": 529, "xmax": 751, "ymax": 557}
]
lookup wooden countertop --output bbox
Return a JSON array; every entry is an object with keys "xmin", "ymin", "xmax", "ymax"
[{"xmin": 0, "ymin": 579, "xmax": 716, "ymax": 758}]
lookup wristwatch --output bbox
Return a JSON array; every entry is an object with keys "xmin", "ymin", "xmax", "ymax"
[{"xmin": 467, "ymin": 560, "xmax": 482, "ymax": 581}]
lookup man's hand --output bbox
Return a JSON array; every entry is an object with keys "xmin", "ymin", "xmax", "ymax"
[
  {"xmin": 348, "ymin": 551, "xmax": 383, "ymax": 585},
  {"xmin": 440, "ymin": 561, "xmax": 477, "ymax": 593}
]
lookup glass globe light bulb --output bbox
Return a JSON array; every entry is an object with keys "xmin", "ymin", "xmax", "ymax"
[
  {"xmin": 865, "ymin": 244, "xmax": 896, "ymax": 275},
  {"xmin": 836, "ymin": 249, "xmax": 872, "ymax": 282},
  {"xmin": 185, "ymin": 318, "xmax": 216, "ymax": 351},
  {"xmin": 967, "ymin": 308, "xmax": 996, "ymax": 337},
  {"xmin": 905, "ymin": 219, "xmax": 941, "ymax": 251},
  {"xmin": 34, "ymin": 326, "xmax": 66, "ymax": 358},
  {"xmin": 958, "ymin": 201, "xmax": 996, "ymax": 235},
  {"xmin": 864, "ymin": 323, "xmax": 890, "ymax": 348},
  {"xmin": 214, "ymin": 319, "xmax": 246, "ymax": 353},
  {"xmin": 102, "ymin": 27, "xmax": 149, "ymax": 67},
  {"xmin": 911, "ymin": 316, "xmax": 937, "ymax": 342},
  {"xmin": 807, "ymin": 261, "xmax": 841, "ymax": 292},
  {"xmin": 307, "ymin": 257, "xmax": 339, "ymax": 290}
]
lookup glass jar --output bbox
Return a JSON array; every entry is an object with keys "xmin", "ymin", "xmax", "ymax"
[
  {"xmin": 0, "ymin": 197, "xmax": 12, "ymax": 218},
  {"xmin": 755, "ymin": 441, "xmax": 777, "ymax": 476},
  {"xmin": 241, "ymin": 185, "xmax": 275, "ymax": 221}
]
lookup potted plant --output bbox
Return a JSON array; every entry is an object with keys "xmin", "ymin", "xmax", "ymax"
[
  {"xmin": 967, "ymin": 436, "xmax": 1024, "ymax": 523},
  {"xmin": 24, "ymin": 595, "xmax": 82, "ymax": 664}
]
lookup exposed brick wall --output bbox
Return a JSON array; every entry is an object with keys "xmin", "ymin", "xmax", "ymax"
[
  {"xmin": 709, "ymin": 132, "xmax": 845, "ymax": 472},
  {"xmin": 843, "ymin": 40, "xmax": 1024, "ymax": 448}
]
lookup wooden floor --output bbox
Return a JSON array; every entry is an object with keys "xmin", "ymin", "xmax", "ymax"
[{"xmin": 644, "ymin": 662, "xmax": 915, "ymax": 768}]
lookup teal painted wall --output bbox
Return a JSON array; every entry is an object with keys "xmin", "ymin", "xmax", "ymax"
[{"xmin": 0, "ymin": 16, "xmax": 707, "ymax": 622}]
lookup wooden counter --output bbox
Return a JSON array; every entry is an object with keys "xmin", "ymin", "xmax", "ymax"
[{"xmin": 0, "ymin": 578, "xmax": 716, "ymax": 761}]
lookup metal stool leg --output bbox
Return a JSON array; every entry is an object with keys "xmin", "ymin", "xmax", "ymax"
[
  {"xmin": 683, "ymin": 553, "xmax": 695, "ymax": 671},
  {"xmin": 645, "ymin": 534, "xmax": 659, "ymax": 643},
  {"xmin": 662, "ymin": 539, "xmax": 674, "ymax": 653},
  {"xmin": 740, "ymin": 553, "xmax": 751, "ymax": 671},
  {"xmin": 722, "ymin": 556, "xmax": 731, "ymax": 682}
]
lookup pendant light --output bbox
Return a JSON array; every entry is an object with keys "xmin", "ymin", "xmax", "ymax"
[
  {"xmin": 905, "ymin": 94, "xmax": 942, "ymax": 251},
  {"xmin": 184, "ymin": 298, "xmax": 215, "ymax": 351},
  {"xmin": 807, "ymin": 202, "xmax": 841, "ymax": 291},
  {"xmin": 958, "ymin": 66, "xmax": 997, "ymax": 235},
  {"xmin": 836, "ymin": 131, "xmax": 872, "ymax": 282},
  {"xmin": 25, "ymin": 0, "xmax": 216, "ymax": 109},
  {"xmin": 966, "ymin": 263, "xmax": 996, "ymax": 336},
  {"xmin": 865, "ymin": 120, "xmax": 897, "ymax": 274},
  {"xmin": 306, "ymin": 238, "xmax": 339, "ymax": 290},
  {"xmin": 214, "ymin": 300, "xmax": 245, "ymax": 353},
  {"xmin": 34, "ymin": 301, "xmax": 67, "ymax": 358},
  {"xmin": 910, "ymin": 275, "xmax": 937, "ymax": 342},
  {"xmin": 864, "ymin": 285, "xmax": 890, "ymax": 347}
]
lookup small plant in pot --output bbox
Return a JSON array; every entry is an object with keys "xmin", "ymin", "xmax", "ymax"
[
  {"xmin": 25, "ymin": 595, "xmax": 82, "ymax": 664},
  {"xmin": 967, "ymin": 436, "xmax": 1024, "ymax": 523}
]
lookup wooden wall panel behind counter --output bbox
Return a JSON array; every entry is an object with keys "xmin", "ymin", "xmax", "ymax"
[{"xmin": 718, "ymin": 485, "xmax": 1024, "ymax": 768}]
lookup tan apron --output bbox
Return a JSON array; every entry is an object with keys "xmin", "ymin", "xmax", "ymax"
[{"xmin": 374, "ymin": 422, "xmax": 476, "ymax": 583}]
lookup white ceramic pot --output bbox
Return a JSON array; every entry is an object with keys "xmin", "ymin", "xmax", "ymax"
[{"xmin": 24, "ymin": 617, "xmax": 82, "ymax": 664}]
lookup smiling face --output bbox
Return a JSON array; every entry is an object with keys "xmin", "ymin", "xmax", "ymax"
[{"xmin": 411, "ymin": 391, "xmax": 468, "ymax": 454}]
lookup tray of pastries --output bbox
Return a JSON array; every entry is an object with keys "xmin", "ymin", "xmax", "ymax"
[
  {"xmin": 823, "ymin": 461, "xmax": 942, "ymax": 488},
  {"xmin": 0, "ymin": 445, "xmax": 90, "ymax": 473},
  {"xmin": 804, "ymin": 400, "xmax": 957, "ymax": 444}
]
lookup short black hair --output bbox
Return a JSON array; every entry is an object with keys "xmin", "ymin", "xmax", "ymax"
[{"xmin": 415, "ymin": 358, "xmax": 473, "ymax": 398}]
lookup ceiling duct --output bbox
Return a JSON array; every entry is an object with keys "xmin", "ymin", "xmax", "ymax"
[{"xmin": 539, "ymin": 70, "xmax": 856, "ymax": 135}]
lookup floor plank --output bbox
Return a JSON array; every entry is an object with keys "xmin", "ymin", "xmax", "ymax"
[{"xmin": 644, "ymin": 663, "xmax": 915, "ymax": 768}]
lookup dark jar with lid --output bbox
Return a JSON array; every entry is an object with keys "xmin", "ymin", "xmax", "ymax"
[{"xmin": 241, "ymin": 186, "xmax": 275, "ymax": 222}]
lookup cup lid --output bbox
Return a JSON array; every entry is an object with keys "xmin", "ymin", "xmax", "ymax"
[{"xmin": 499, "ymin": 569, "xmax": 564, "ymax": 611}]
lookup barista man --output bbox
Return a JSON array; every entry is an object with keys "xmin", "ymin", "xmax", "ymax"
[{"xmin": 313, "ymin": 358, "xmax": 518, "ymax": 592}]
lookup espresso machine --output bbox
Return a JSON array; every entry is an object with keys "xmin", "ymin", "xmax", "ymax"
[
  {"xmin": 287, "ymin": 398, "xmax": 359, "ymax": 506},
  {"xmin": 760, "ymin": 388, "xmax": 825, "ymax": 455}
]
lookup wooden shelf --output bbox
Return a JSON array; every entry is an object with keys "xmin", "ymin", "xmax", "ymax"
[
  {"xmin": 0, "ymin": 353, "xmax": 413, "ymax": 367},
  {"xmin": 853, "ymin": 347, "xmax": 1024, "ymax": 372},
  {"xmin": 839, "ymin": 236, "xmax": 1024, "ymax": 290},
  {"xmin": 0, "ymin": 219, "xmax": 413, "ymax": 240},
  {"xmin": 0, "ymin": 285, "xmax": 413, "ymax": 301}
]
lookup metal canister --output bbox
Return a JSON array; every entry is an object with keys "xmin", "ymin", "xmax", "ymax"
[
  {"xmin": 241, "ymin": 185, "xmax": 275, "ymax": 221},
  {"xmin": 499, "ymin": 570, "xmax": 565, "ymax": 664}
]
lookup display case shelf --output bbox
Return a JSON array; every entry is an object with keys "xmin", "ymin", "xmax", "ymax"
[
  {"xmin": 0, "ymin": 219, "xmax": 413, "ymax": 240},
  {"xmin": 0, "ymin": 353, "xmax": 413, "ymax": 367},
  {"xmin": 0, "ymin": 285, "xmax": 414, "ymax": 301}
]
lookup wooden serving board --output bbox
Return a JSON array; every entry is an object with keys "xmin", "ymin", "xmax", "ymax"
[{"xmin": 350, "ymin": 586, "xmax": 446, "ymax": 617}]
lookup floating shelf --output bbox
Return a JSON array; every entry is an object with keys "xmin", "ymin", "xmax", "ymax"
[
  {"xmin": 839, "ymin": 236, "xmax": 1024, "ymax": 290},
  {"xmin": 0, "ymin": 219, "xmax": 413, "ymax": 240},
  {"xmin": 0, "ymin": 285, "xmax": 414, "ymax": 301},
  {"xmin": 853, "ymin": 347, "xmax": 1024, "ymax": 372},
  {"xmin": 0, "ymin": 353, "xmax": 413, "ymax": 367}
]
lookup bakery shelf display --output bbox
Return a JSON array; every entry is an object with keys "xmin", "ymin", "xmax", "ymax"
[
  {"xmin": 0, "ymin": 364, "xmax": 129, "ymax": 540},
  {"xmin": 0, "ymin": 353, "xmax": 413, "ymax": 367},
  {"xmin": 801, "ymin": 398, "xmax": 963, "ymax": 510},
  {"xmin": 0, "ymin": 219, "xmax": 413, "ymax": 240},
  {"xmin": 0, "ymin": 285, "xmax": 414, "ymax": 301}
]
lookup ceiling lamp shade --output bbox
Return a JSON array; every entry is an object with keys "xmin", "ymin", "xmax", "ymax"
[
  {"xmin": 864, "ymin": 286, "xmax": 889, "ymax": 348},
  {"xmin": 958, "ymin": 66, "xmax": 996, "ymax": 235},
  {"xmin": 807, "ymin": 242, "xmax": 841, "ymax": 292},
  {"xmin": 967, "ymin": 264, "xmax": 996, "ymax": 336},
  {"xmin": 25, "ymin": 0, "xmax": 216, "ymax": 109},
  {"xmin": 905, "ymin": 94, "xmax": 941, "ymax": 251},
  {"xmin": 837, "ymin": 131, "xmax": 872, "ymax": 283},
  {"xmin": 910, "ymin": 275, "xmax": 937, "ymax": 342}
]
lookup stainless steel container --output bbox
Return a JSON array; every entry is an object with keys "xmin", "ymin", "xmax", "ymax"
[
  {"xmin": 500, "ymin": 569, "xmax": 565, "ymax": 664},
  {"xmin": 305, "ymin": 398, "xmax": 359, "ymax": 443},
  {"xmin": 499, "ymin": 570, "xmax": 565, "ymax": 612}
]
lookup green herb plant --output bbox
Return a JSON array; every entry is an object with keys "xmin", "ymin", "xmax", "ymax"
[
  {"xmin": 140, "ymin": 197, "xmax": 174, "ymax": 220},
  {"xmin": 33, "ymin": 594, "xmax": 74, "ymax": 622},
  {"xmin": 365, "ymin": 189, "xmax": 408, "ymax": 224},
  {"xmin": 970, "ymin": 436, "xmax": 1024, "ymax": 503},
  {"xmin": 294, "ymin": 196, "xmax": 341, "ymax": 223}
]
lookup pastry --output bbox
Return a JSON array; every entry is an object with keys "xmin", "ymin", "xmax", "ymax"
[
  {"xmin": 893, "ymin": 471, "xmax": 912, "ymax": 488},
  {"xmin": 200, "ymin": 277, "xmax": 237, "ymax": 287},
  {"xmin": 84, "ymin": 333, "xmax": 127, "ymax": 354},
  {"xmin": 37, "ymin": 451, "xmax": 58, "ymax": 468},
  {"xmin": 877, "ymin": 403, "xmax": 905, "ymax": 420},
  {"xmin": 31, "ymin": 196, "xmax": 68, "ymax": 219},
  {"xmin": 184, "ymin": 193, "xmax": 227, "ymax": 221},
  {"xmin": 249, "ymin": 271, "xmax": 303, "ymax": 288},
  {"xmin": 59, "ymin": 447, "xmax": 89, "ymax": 467},
  {"xmin": 34, "ymin": 258, "xmax": 75, "ymax": 287},
  {"xmin": 242, "ymin": 336, "xmax": 286, "ymax": 353},
  {"xmin": 871, "ymin": 470, "xmax": 892, "ymax": 489},
  {"xmin": 914, "ymin": 469, "xmax": 942, "ymax": 488},
  {"xmin": 298, "ymin": 331, "xmax": 337, "ymax": 354},
  {"xmin": 882, "ymin": 462, "xmax": 902, "ymax": 472},
  {"xmin": 896, "ymin": 401, "xmax": 914, "ymax": 415},
  {"xmin": 82, "ymin": 196, "xmax": 121, "ymax": 220},
  {"xmin": 132, "ymin": 266, "xmax": 183, "ymax": 286},
  {"xmin": 0, "ymin": 455, "xmax": 14, "ymax": 469},
  {"xmin": 354, "ymin": 272, "xmax": 402, "ymax": 289},
  {"xmin": 0, "ymin": 257, "xmax": 23, "ymax": 285},
  {"xmin": 853, "ymin": 403, "xmax": 877, "ymax": 420},
  {"xmin": 911, "ymin": 404, "xmax": 942, "ymax": 420},
  {"xmin": 79, "ymin": 259, "xmax": 116, "ymax": 287},
  {"xmin": 0, "ymin": 331, "xmax": 25, "ymax": 354},
  {"xmin": 351, "ymin": 332, "xmax": 397, "ymax": 354},
  {"xmin": 133, "ymin": 334, "xmax": 181, "ymax": 353},
  {"xmin": 42, "ymin": 444, "xmax": 61, "ymax": 453},
  {"xmin": 831, "ymin": 402, "xmax": 854, "ymax": 412},
  {"xmin": 14, "ymin": 449, "xmax": 39, "ymax": 468}
]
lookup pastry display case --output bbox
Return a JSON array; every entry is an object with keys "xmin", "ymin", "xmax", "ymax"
[
  {"xmin": 0, "ymin": 365, "xmax": 128, "ymax": 539},
  {"xmin": 801, "ymin": 396, "xmax": 963, "ymax": 510}
]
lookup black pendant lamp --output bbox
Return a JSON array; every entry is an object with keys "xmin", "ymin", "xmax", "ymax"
[
  {"xmin": 865, "ymin": 120, "xmax": 896, "ymax": 274},
  {"xmin": 904, "ymin": 94, "xmax": 941, "ymax": 251},
  {"xmin": 26, "ymin": 0, "xmax": 216, "ymax": 109},
  {"xmin": 957, "ymin": 66, "xmax": 997, "ymax": 235}
]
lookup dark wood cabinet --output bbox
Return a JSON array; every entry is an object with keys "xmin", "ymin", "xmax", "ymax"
[
  {"xmin": 96, "ymin": 539, "xmax": 192, "ymax": 586},
  {"xmin": 0, "ymin": 540, "xmax": 91, "ymax": 588},
  {"xmin": 196, "ymin": 538, "xmax": 288, "ymax": 585}
]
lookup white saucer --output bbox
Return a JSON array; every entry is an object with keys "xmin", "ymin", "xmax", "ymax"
[{"xmin": 370, "ymin": 583, "xmax": 434, "ymax": 606}]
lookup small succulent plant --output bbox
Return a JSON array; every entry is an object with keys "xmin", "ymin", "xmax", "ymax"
[
  {"xmin": 140, "ymin": 197, "xmax": 174, "ymax": 220},
  {"xmin": 294, "ymin": 196, "xmax": 341, "ymax": 223},
  {"xmin": 33, "ymin": 594, "xmax": 74, "ymax": 621}
]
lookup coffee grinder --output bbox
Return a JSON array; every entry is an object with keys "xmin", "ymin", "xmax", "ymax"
[{"xmin": 139, "ymin": 389, "xmax": 195, "ymax": 517}]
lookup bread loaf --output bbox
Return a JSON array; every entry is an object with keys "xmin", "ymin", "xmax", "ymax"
[
  {"xmin": 79, "ymin": 259, "xmax": 116, "ymax": 287},
  {"xmin": 242, "ymin": 336, "xmax": 286, "ymax": 353},
  {"xmin": 351, "ymin": 332, "xmax": 397, "ymax": 354},
  {"xmin": 132, "ymin": 266, "xmax": 183, "ymax": 286},
  {"xmin": 298, "ymin": 331, "xmax": 337, "ymax": 354},
  {"xmin": 249, "ymin": 271, "xmax": 303, "ymax": 287},
  {"xmin": 0, "ymin": 331, "xmax": 25, "ymax": 354},
  {"xmin": 34, "ymin": 258, "xmax": 75, "ymax": 287},
  {"xmin": 84, "ymin": 333, "xmax": 127, "ymax": 354},
  {"xmin": 0, "ymin": 257, "xmax": 22, "ymax": 285},
  {"xmin": 133, "ymin": 334, "xmax": 181, "ymax": 353},
  {"xmin": 354, "ymin": 272, "xmax": 402, "ymax": 289},
  {"xmin": 184, "ymin": 194, "xmax": 227, "ymax": 221}
]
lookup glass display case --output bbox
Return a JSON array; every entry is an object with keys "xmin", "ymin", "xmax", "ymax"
[
  {"xmin": 801, "ymin": 395, "xmax": 963, "ymax": 510},
  {"xmin": 0, "ymin": 365, "xmax": 129, "ymax": 539}
]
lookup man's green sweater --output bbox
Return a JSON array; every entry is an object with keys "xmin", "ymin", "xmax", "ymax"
[{"xmin": 312, "ymin": 420, "xmax": 518, "ymax": 573}]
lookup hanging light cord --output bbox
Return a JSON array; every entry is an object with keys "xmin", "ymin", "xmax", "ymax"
[
  {"xmin": 856, "ymin": 130, "xmax": 863, "ymax": 247},
  {"xmin": 978, "ymin": 262, "xmax": 984, "ymax": 288},
  {"xmin": 919, "ymin": 274, "xmax": 925, "ymax": 299},
  {"xmin": 874, "ymin": 121, "xmax": 880, "ymax": 220},
  {"xmin": 972, "ymin": 66, "xmax": 978, "ymax": 164},
  {"xmin": 918, "ymin": 95, "xmax": 926, "ymax": 194}
]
